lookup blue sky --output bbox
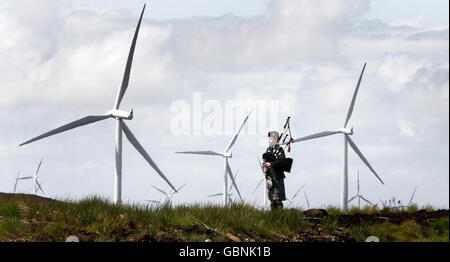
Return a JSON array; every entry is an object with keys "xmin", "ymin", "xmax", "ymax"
[{"xmin": 0, "ymin": 0, "xmax": 448, "ymax": 208}]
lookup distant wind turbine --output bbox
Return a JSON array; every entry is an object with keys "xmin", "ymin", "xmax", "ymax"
[
  {"xmin": 207, "ymin": 170, "xmax": 239, "ymax": 204},
  {"xmin": 408, "ymin": 186, "xmax": 418, "ymax": 206},
  {"xmin": 17, "ymin": 158, "xmax": 44, "ymax": 195},
  {"xmin": 379, "ymin": 186, "xmax": 418, "ymax": 210},
  {"xmin": 151, "ymin": 182, "xmax": 188, "ymax": 204},
  {"xmin": 285, "ymin": 63, "xmax": 384, "ymax": 211},
  {"xmin": 286, "ymin": 184, "xmax": 306, "ymax": 206},
  {"xmin": 348, "ymin": 170, "xmax": 374, "ymax": 209},
  {"xmin": 304, "ymin": 190, "xmax": 310, "ymax": 209},
  {"xmin": 145, "ymin": 200, "xmax": 162, "ymax": 205},
  {"xmin": 176, "ymin": 110, "xmax": 252, "ymax": 206},
  {"xmin": 18, "ymin": 5, "xmax": 177, "ymax": 204},
  {"xmin": 13, "ymin": 170, "xmax": 20, "ymax": 193},
  {"xmin": 397, "ymin": 186, "xmax": 418, "ymax": 209}
]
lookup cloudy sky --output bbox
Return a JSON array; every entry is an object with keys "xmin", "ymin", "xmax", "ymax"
[{"xmin": 0, "ymin": 0, "xmax": 448, "ymax": 209}]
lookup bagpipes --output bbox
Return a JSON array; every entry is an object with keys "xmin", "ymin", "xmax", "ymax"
[
  {"xmin": 263, "ymin": 116, "xmax": 294, "ymax": 173},
  {"xmin": 278, "ymin": 116, "xmax": 294, "ymax": 153}
]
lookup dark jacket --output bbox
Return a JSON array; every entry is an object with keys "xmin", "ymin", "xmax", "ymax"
[{"xmin": 263, "ymin": 145, "xmax": 289, "ymax": 179}]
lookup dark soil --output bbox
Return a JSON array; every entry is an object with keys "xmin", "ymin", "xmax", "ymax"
[
  {"xmin": 301, "ymin": 208, "xmax": 449, "ymax": 228},
  {"xmin": 334, "ymin": 210, "xmax": 449, "ymax": 227}
]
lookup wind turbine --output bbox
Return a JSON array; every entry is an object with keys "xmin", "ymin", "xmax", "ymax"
[
  {"xmin": 13, "ymin": 170, "xmax": 20, "ymax": 193},
  {"xmin": 303, "ymin": 190, "xmax": 310, "ymax": 209},
  {"xmin": 286, "ymin": 184, "xmax": 306, "ymax": 207},
  {"xmin": 348, "ymin": 170, "xmax": 374, "ymax": 209},
  {"xmin": 176, "ymin": 110, "xmax": 252, "ymax": 206},
  {"xmin": 145, "ymin": 200, "xmax": 162, "ymax": 205},
  {"xmin": 207, "ymin": 170, "xmax": 239, "ymax": 204},
  {"xmin": 17, "ymin": 158, "xmax": 45, "ymax": 195},
  {"xmin": 286, "ymin": 63, "xmax": 384, "ymax": 211},
  {"xmin": 397, "ymin": 186, "xmax": 418, "ymax": 209},
  {"xmin": 151, "ymin": 182, "xmax": 188, "ymax": 204},
  {"xmin": 379, "ymin": 198, "xmax": 388, "ymax": 209},
  {"xmin": 252, "ymin": 157, "xmax": 268, "ymax": 210},
  {"xmin": 408, "ymin": 186, "xmax": 418, "ymax": 206},
  {"xmin": 18, "ymin": 5, "xmax": 177, "ymax": 205},
  {"xmin": 207, "ymin": 193, "xmax": 236, "ymax": 205}
]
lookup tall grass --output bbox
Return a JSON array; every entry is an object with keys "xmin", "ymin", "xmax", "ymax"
[
  {"xmin": 0, "ymin": 195, "xmax": 312, "ymax": 241},
  {"xmin": 0, "ymin": 195, "xmax": 447, "ymax": 242},
  {"xmin": 347, "ymin": 217, "xmax": 449, "ymax": 242}
]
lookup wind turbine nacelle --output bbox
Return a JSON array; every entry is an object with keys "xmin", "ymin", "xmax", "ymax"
[
  {"xmin": 339, "ymin": 127, "xmax": 353, "ymax": 135},
  {"xmin": 107, "ymin": 109, "xmax": 133, "ymax": 120},
  {"xmin": 222, "ymin": 152, "xmax": 232, "ymax": 158}
]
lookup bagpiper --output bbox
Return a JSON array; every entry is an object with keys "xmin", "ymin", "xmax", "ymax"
[{"xmin": 263, "ymin": 130, "xmax": 292, "ymax": 210}]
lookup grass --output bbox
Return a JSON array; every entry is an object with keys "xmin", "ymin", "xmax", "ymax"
[
  {"xmin": 0, "ymin": 195, "xmax": 447, "ymax": 242},
  {"xmin": 347, "ymin": 217, "xmax": 449, "ymax": 242}
]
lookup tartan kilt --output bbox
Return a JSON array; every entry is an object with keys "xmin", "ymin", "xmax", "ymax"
[{"xmin": 268, "ymin": 177, "xmax": 286, "ymax": 201}]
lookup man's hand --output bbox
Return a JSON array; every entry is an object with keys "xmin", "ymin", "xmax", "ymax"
[{"xmin": 263, "ymin": 162, "xmax": 271, "ymax": 173}]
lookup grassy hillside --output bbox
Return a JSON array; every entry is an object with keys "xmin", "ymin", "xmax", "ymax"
[{"xmin": 0, "ymin": 193, "xmax": 448, "ymax": 242}]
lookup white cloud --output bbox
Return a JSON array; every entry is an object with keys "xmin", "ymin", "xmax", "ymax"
[
  {"xmin": 397, "ymin": 120, "xmax": 416, "ymax": 137},
  {"xmin": 390, "ymin": 16, "xmax": 428, "ymax": 28}
]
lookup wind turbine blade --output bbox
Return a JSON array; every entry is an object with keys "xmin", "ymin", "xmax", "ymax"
[
  {"xmin": 257, "ymin": 157, "xmax": 265, "ymax": 174},
  {"xmin": 347, "ymin": 137, "xmax": 384, "ymax": 185},
  {"xmin": 175, "ymin": 151, "xmax": 222, "ymax": 156},
  {"xmin": 291, "ymin": 184, "xmax": 306, "ymax": 200},
  {"xmin": 113, "ymin": 4, "xmax": 146, "ymax": 109},
  {"xmin": 36, "ymin": 180, "xmax": 45, "ymax": 195},
  {"xmin": 291, "ymin": 131, "xmax": 340, "ymax": 144},
  {"xmin": 13, "ymin": 171, "xmax": 20, "ymax": 193},
  {"xmin": 252, "ymin": 178, "xmax": 264, "ymax": 194},
  {"xmin": 225, "ymin": 160, "xmax": 243, "ymax": 202},
  {"xmin": 176, "ymin": 182, "xmax": 188, "ymax": 192},
  {"xmin": 168, "ymin": 182, "xmax": 188, "ymax": 195},
  {"xmin": 145, "ymin": 200, "xmax": 161, "ymax": 204},
  {"xmin": 151, "ymin": 185, "xmax": 167, "ymax": 196},
  {"xmin": 344, "ymin": 62, "xmax": 366, "ymax": 128},
  {"xmin": 348, "ymin": 195, "xmax": 358, "ymax": 203},
  {"xmin": 304, "ymin": 191, "xmax": 310, "ymax": 208},
  {"xmin": 19, "ymin": 115, "xmax": 111, "ymax": 146},
  {"xmin": 35, "ymin": 157, "xmax": 43, "ymax": 177},
  {"xmin": 122, "ymin": 122, "xmax": 178, "ymax": 193},
  {"xmin": 360, "ymin": 196, "xmax": 373, "ymax": 205},
  {"xmin": 228, "ymin": 170, "xmax": 239, "ymax": 192},
  {"xmin": 224, "ymin": 109, "xmax": 253, "ymax": 153},
  {"xmin": 408, "ymin": 186, "xmax": 417, "ymax": 205},
  {"xmin": 207, "ymin": 193, "xmax": 223, "ymax": 198},
  {"xmin": 18, "ymin": 176, "xmax": 33, "ymax": 180}
]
